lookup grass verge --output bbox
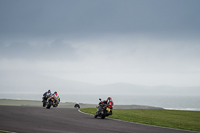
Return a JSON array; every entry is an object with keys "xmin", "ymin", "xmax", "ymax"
[{"xmin": 81, "ymin": 108, "xmax": 200, "ymax": 132}]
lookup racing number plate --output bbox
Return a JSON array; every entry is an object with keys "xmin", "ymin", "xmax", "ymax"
[{"xmin": 106, "ymin": 107, "xmax": 110, "ymax": 112}]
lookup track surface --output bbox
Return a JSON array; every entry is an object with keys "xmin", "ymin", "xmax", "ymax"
[{"xmin": 0, "ymin": 106, "xmax": 198, "ymax": 133}]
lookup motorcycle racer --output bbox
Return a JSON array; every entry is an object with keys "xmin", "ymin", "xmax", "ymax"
[
  {"xmin": 52, "ymin": 91, "xmax": 60, "ymax": 104},
  {"xmin": 100, "ymin": 97, "xmax": 114, "ymax": 107},
  {"xmin": 43, "ymin": 90, "xmax": 52, "ymax": 102}
]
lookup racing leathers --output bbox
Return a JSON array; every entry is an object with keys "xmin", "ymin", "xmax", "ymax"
[
  {"xmin": 43, "ymin": 91, "xmax": 52, "ymax": 102},
  {"xmin": 52, "ymin": 92, "xmax": 60, "ymax": 104}
]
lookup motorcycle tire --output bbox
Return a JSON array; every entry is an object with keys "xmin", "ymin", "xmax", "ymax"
[
  {"xmin": 101, "ymin": 110, "xmax": 106, "ymax": 119},
  {"xmin": 101, "ymin": 115, "xmax": 105, "ymax": 119},
  {"xmin": 53, "ymin": 104, "xmax": 58, "ymax": 107},
  {"xmin": 43, "ymin": 102, "xmax": 46, "ymax": 107},
  {"xmin": 94, "ymin": 112, "xmax": 98, "ymax": 118},
  {"xmin": 46, "ymin": 101, "xmax": 52, "ymax": 109},
  {"xmin": 43, "ymin": 100, "xmax": 46, "ymax": 107},
  {"xmin": 94, "ymin": 115, "xmax": 97, "ymax": 118}
]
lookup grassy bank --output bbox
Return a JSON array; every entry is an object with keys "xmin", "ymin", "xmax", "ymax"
[{"xmin": 81, "ymin": 108, "xmax": 200, "ymax": 132}]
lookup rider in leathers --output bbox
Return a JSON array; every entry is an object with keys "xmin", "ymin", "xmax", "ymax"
[
  {"xmin": 43, "ymin": 90, "xmax": 52, "ymax": 102},
  {"xmin": 52, "ymin": 91, "xmax": 60, "ymax": 104},
  {"xmin": 99, "ymin": 97, "xmax": 114, "ymax": 113},
  {"xmin": 100, "ymin": 97, "xmax": 114, "ymax": 107}
]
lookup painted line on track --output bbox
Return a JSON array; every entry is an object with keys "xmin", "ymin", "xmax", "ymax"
[{"xmin": 78, "ymin": 109, "xmax": 199, "ymax": 133}]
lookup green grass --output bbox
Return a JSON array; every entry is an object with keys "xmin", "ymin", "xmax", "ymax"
[
  {"xmin": 81, "ymin": 108, "xmax": 200, "ymax": 132},
  {"xmin": 0, "ymin": 131, "xmax": 8, "ymax": 133}
]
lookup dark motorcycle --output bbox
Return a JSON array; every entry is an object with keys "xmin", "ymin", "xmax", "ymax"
[
  {"xmin": 94, "ymin": 98, "xmax": 113, "ymax": 119},
  {"xmin": 46, "ymin": 95, "xmax": 59, "ymax": 109}
]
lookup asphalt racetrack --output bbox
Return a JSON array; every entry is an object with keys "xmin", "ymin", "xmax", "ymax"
[{"xmin": 0, "ymin": 106, "xmax": 198, "ymax": 133}]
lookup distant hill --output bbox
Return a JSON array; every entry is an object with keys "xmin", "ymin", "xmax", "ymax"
[
  {"xmin": 0, "ymin": 71, "xmax": 199, "ymax": 96},
  {"xmin": 0, "ymin": 71, "xmax": 98, "ymax": 93}
]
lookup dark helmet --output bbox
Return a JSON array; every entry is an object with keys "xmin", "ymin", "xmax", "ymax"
[
  {"xmin": 54, "ymin": 91, "xmax": 57, "ymax": 94},
  {"xmin": 48, "ymin": 90, "xmax": 51, "ymax": 93},
  {"xmin": 107, "ymin": 97, "xmax": 112, "ymax": 100}
]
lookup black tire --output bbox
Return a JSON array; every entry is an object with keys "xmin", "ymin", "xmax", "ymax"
[
  {"xmin": 94, "ymin": 111, "xmax": 98, "ymax": 118},
  {"xmin": 94, "ymin": 115, "xmax": 97, "ymax": 118},
  {"xmin": 46, "ymin": 101, "xmax": 52, "ymax": 109},
  {"xmin": 46, "ymin": 105, "xmax": 50, "ymax": 109},
  {"xmin": 43, "ymin": 100, "xmax": 46, "ymax": 107},
  {"xmin": 101, "ymin": 110, "xmax": 106, "ymax": 119},
  {"xmin": 53, "ymin": 104, "xmax": 58, "ymax": 107},
  {"xmin": 101, "ymin": 115, "xmax": 105, "ymax": 119}
]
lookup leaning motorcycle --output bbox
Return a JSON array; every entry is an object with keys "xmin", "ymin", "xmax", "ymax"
[
  {"xmin": 94, "ymin": 98, "xmax": 113, "ymax": 119},
  {"xmin": 46, "ymin": 95, "xmax": 59, "ymax": 109}
]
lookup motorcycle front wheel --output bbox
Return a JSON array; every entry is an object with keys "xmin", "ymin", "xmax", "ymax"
[
  {"xmin": 43, "ymin": 100, "xmax": 46, "ymax": 107},
  {"xmin": 46, "ymin": 101, "xmax": 52, "ymax": 109},
  {"xmin": 101, "ymin": 110, "xmax": 106, "ymax": 119},
  {"xmin": 101, "ymin": 115, "xmax": 105, "ymax": 119},
  {"xmin": 94, "ymin": 111, "xmax": 98, "ymax": 118}
]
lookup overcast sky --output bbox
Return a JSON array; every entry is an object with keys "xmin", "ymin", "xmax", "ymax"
[{"xmin": 0, "ymin": 0, "xmax": 200, "ymax": 87}]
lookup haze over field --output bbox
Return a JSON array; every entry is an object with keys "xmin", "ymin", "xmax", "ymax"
[{"xmin": 0, "ymin": 0, "xmax": 200, "ymax": 95}]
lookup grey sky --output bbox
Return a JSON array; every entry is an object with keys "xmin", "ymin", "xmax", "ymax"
[
  {"xmin": 1, "ymin": 0, "xmax": 200, "ymax": 36},
  {"xmin": 0, "ymin": 0, "xmax": 200, "ymax": 87}
]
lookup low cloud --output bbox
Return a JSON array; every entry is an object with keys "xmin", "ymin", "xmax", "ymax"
[{"xmin": 0, "ymin": 34, "xmax": 200, "ymax": 86}]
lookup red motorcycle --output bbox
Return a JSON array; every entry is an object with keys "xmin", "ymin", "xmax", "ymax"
[{"xmin": 46, "ymin": 95, "xmax": 59, "ymax": 109}]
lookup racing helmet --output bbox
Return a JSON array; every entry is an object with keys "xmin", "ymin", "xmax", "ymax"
[
  {"xmin": 107, "ymin": 97, "xmax": 112, "ymax": 101},
  {"xmin": 48, "ymin": 90, "xmax": 51, "ymax": 93}
]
